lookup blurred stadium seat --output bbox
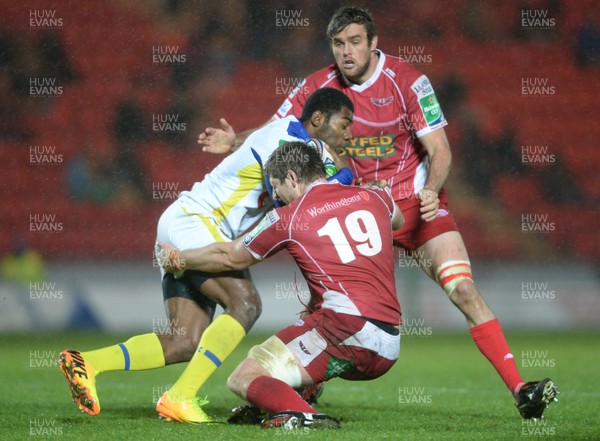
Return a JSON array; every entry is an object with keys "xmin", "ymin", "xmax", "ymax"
[{"xmin": 1, "ymin": 0, "xmax": 597, "ymax": 263}]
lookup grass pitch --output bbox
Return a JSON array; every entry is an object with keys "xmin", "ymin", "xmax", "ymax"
[{"xmin": 0, "ymin": 331, "xmax": 597, "ymax": 440}]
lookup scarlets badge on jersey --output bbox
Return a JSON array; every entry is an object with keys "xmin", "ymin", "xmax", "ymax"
[
  {"xmin": 411, "ymin": 75, "xmax": 444, "ymax": 127},
  {"xmin": 243, "ymin": 210, "xmax": 280, "ymax": 247}
]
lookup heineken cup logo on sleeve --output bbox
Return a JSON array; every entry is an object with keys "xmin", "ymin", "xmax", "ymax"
[
  {"xmin": 419, "ymin": 94, "xmax": 442, "ymax": 125},
  {"xmin": 411, "ymin": 75, "xmax": 443, "ymax": 126}
]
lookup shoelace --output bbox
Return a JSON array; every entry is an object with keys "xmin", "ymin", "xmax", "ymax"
[{"xmin": 191, "ymin": 397, "xmax": 210, "ymax": 408}]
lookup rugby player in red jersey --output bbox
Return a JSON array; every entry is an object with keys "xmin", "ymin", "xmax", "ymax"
[
  {"xmin": 57, "ymin": 88, "xmax": 354, "ymax": 424},
  {"xmin": 198, "ymin": 6, "xmax": 558, "ymax": 420},
  {"xmin": 158, "ymin": 141, "xmax": 404, "ymax": 429}
]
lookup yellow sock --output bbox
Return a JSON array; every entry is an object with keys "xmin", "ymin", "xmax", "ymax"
[
  {"xmin": 81, "ymin": 333, "xmax": 165, "ymax": 374},
  {"xmin": 169, "ymin": 314, "xmax": 246, "ymax": 400}
]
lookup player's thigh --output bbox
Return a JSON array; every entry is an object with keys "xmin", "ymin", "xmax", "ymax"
[
  {"xmin": 156, "ymin": 200, "xmax": 227, "ymax": 337},
  {"xmin": 159, "ymin": 272, "xmax": 218, "ymax": 362},
  {"xmin": 276, "ymin": 310, "xmax": 398, "ymax": 384},
  {"xmin": 157, "ymin": 200, "xmax": 228, "ymax": 249},
  {"xmin": 163, "ymin": 296, "xmax": 215, "ymax": 345},
  {"xmin": 416, "ymin": 231, "xmax": 470, "ymax": 279}
]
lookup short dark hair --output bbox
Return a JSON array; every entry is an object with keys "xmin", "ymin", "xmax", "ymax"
[
  {"xmin": 299, "ymin": 87, "xmax": 354, "ymax": 124},
  {"xmin": 326, "ymin": 6, "xmax": 377, "ymax": 44},
  {"xmin": 264, "ymin": 142, "xmax": 326, "ymax": 184}
]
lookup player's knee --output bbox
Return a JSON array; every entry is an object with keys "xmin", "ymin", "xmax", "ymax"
[
  {"xmin": 449, "ymin": 279, "xmax": 480, "ymax": 307},
  {"xmin": 229, "ymin": 292, "xmax": 262, "ymax": 330},
  {"xmin": 436, "ymin": 260, "xmax": 474, "ymax": 298},
  {"xmin": 161, "ymin": 332, "xmax": 199, "ymax": 361},
  {"xmin": 247, "ymin": 336, "xmax": 302, "ymax": 388},
  {"xmin": 244, "ymin": 297, "xmax": 262, "ymax": 323},
  {"xmin": 226, "ymin": 371, "xmax": 244, "ymax": 398},
  {"xmin": 181, "ymin": 335, "xmax": 201, "ymax": 360}
]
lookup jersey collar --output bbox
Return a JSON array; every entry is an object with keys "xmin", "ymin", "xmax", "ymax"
[
  {"xmin": 287, "ymin": 117, "xmax": 311, "ymax": 141},
  {"xmin": 306, "ymin": 178, "xmax": 329, "ymax": 192},
  {"xmin": 341, "ymin": 49, "xmax": 385, "ymax": 92}
]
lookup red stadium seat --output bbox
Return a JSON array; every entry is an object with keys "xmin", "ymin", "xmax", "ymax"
[{"xmin": 5, "ymin": 0, "xmax": 597, "ymax": 263}]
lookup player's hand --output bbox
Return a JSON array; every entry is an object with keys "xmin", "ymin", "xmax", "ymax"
[
  {"xmin": 155, "ymin": 241, "xmax": 184, "ymax": 273},
  {"xmin": 197, "ymin": 118, "xmax": 236, "ymax": 154},
  {"xmin": 324, "ymin": 142, "xmax": 348, "ymax": 171},
  {"xmin": 323, "ymin": 141, "xmax": 342, "ymax": 157},
  {"xmin": 418, "ymin": 188, "xmax": 439, "ymax": 221},
  {"xmin": 356, "ymin": 177, "xmax": 388, "ymax": 189}
]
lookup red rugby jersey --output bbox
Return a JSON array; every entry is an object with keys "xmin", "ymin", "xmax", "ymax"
[
  {"xmin": 243, "ymin": 180, "xmax": 401, "ymax": 325},
  {"xmin": 274, "ymin": 50, "xmax": 447, "ymax": 202}
]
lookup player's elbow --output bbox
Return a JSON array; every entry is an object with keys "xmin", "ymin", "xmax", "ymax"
[
  {"xmin": 428, "ymin": 135, "xmax": 452, "ymax": 169},
  {"xmin": 442, "ymin": 140, "xmax": 452, "ymax": 170}
]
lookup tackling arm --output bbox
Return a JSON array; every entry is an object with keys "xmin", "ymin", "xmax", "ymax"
[{"xmin": 156, "ymin": 239, "xmax": 260, "ymax": 273}]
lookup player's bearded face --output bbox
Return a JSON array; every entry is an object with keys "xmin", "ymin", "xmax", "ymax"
[{"xmin": 331, "ymin": 23, "xmax": 378, "ymax": 84}]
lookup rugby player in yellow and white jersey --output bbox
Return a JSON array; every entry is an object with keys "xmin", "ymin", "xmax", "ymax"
[{"xmin": 58, "ymin": 88, "xmax": 354, "ymax": 423}]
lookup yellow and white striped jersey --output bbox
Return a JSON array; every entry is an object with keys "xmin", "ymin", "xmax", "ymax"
[{"xmin": 177, "ymin": 115, "xmax": 311, "ymax": 241}]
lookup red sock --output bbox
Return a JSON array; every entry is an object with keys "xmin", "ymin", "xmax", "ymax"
[
  {"xmin": 470, "ymin": 319, "xmax": 524, "ymax": 394},
  {"xmin": 246, "ymin": 376, "xmax": 316, "ymax": 414}
]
